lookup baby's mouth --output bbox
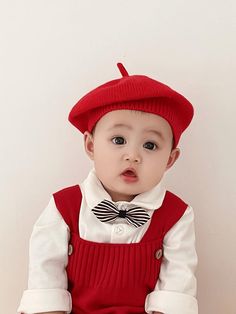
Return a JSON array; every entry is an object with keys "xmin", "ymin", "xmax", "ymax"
[
  {"xmin": 120, "ymin": 168, "xmax": 139, "ymax": 183},
  {"xmin": 121, "ymin": 167, "xmax": 138, "ymax": 177},
  {"xmin": 123, "ymin": 170, "xmax": 137, "ymax": 177}
]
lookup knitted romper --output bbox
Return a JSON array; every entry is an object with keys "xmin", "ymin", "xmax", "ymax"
[{"xmin": 53, "ymin": 185, "xmax": 187, "ymax": 314}]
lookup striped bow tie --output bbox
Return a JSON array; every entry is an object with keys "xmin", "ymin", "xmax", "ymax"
[{"xmin": 91, "ymin": 199, "xmax": 150, "ymax": 228}]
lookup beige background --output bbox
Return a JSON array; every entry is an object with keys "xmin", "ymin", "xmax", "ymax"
[{"xmin": 0, "ymin": 1, "xmax": 236, "ymax": 313}]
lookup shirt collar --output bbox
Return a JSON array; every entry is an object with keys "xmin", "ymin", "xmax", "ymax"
[{"xmin": 80, "ymin": 167, "xmax": 167, "ymax": 211}]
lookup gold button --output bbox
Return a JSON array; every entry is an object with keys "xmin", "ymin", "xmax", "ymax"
[
  {"xmin": 68, "ymin": 244, "xmax": 73, "ymax": 255},
  {"xmin": 155, "ymin": 248, "xmax": 162, "ymax": 259}
]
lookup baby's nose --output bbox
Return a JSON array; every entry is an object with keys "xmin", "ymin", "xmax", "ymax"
[{"xmin": 124, "ymin": 151, "xmax": 141, "ymax": 163}]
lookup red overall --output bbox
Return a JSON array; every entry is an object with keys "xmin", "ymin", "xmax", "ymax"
[{"xmin": 53, "ymin": 185, "xmax": 187, "ymax": 314}]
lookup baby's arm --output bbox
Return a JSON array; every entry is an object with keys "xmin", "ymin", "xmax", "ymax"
[
  {"xmin": 145, "ymin": 205, "xmax": 198, "ymax": 314},
  {"xmin": 17, "ymin": 197, "xmax": 71, "ymax": 314}
]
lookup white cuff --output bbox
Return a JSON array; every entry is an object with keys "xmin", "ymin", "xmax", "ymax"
[
  {"xmin": 145, "ymin": 290, "xmax": 198, "ymax": 314},
  {"xmin": 17, "ymin": 288, "xmax": 72, "ymax": 314}
]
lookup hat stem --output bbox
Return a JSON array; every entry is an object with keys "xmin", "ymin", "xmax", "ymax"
[{"xmin": 117, "ymin": 62, "xmax": 129, "ymax": 77}]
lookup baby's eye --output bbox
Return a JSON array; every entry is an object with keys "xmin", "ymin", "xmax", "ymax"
[
  {"xmin": 143, "ymin": 142, "xmax": 157, "ymax": 150},
  {"xmin": 111, "ymin": 136, "xmax": 126, "ymax": 145}
]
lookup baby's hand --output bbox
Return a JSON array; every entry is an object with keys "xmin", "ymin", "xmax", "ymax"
[{"xmin": 152, "ymin": 312, "xmax": 164, "ymax": 314}]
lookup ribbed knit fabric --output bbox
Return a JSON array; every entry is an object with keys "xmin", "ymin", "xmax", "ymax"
[
  {"xmin": 53, "ymin": 186, "xmax": 188, "ymax": 314},
  {"xmin": 68, "ymin": 63, "xmax": 194, "ymax": 148}
]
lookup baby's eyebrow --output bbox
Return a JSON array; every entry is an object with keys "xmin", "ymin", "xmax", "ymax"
[
  {"xmin": 107, "ymin": 123, "xmax": 131, "ymax": 131},
  {"xmin": 144, "ymin": 129, "xmax": 164, "ymax": 140},
  {"xmin": 107, "ymin": 123, "xmax": 164, "ymax": 140}
]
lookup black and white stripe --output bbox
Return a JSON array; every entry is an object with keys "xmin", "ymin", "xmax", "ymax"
[{"xmin": 91, "ymin": 199, "xmax": 150, "ymax": 228}]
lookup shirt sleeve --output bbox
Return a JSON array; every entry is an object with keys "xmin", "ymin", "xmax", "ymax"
[
  {"xmin": 145, "ymin": 205, "xmax": 198, "ymax": 314},
  {"xmin": 17, "ymin": 196, "xmax": 72, "ymax": 314}
]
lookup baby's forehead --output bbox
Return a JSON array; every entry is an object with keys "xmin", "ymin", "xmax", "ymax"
[
  {"xmin": 95, "ymin": 109, "xmax": 173, "ymax": 137},
  {"xmin": 102, "ymin": 109, "xmax": 169, "ymax": 126}
]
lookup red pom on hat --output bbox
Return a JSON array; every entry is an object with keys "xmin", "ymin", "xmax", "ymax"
[{"xmin": 68, "ymin": 63, "xmax": 194, "ymax": 148}]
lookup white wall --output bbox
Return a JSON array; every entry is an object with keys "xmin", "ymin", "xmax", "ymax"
[{"xmin": 0, "ymin": 1, "xmax": 235, "ymax": 313}]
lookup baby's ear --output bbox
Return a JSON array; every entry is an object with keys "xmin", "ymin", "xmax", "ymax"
[
  {"xmin": 166, "ymin": 147, "xmax": 181, "ymax": 170},
  {"xmin": 84, "ymin": 131, "xmax": 94, "ymax": 160}
]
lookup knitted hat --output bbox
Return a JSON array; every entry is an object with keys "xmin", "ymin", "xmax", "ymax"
[{"xmin": 68, "ymin": 63, "xmax": 194, "ymax": 148}]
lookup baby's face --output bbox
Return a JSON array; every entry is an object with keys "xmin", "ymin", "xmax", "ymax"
[{"xmin": 84, "ymin": 110, "xmax": 180, "ymax": 202}]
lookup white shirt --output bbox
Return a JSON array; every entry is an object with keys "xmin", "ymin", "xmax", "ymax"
[{"xmin": 17, "ymin": 167, "xmax": 198, "ymax": 314}]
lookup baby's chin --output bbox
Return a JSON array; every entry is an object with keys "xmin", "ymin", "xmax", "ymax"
[{"xmin": 100, "ymin": 183, "xmax": 137, "ymax": 202}]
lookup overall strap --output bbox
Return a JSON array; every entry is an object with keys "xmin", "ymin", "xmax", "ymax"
[
  {"xmin": 140, "ymin": 190, "xmax": 188, "ymax": 242},
  {"xmin": 53, "ymin": 184, "xmax": 82, "ymax": 234}
]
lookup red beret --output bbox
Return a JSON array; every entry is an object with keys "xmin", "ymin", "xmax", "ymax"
[{"xmin": 68, "ymin": 63, "xmax": 194, "ymax": 147}]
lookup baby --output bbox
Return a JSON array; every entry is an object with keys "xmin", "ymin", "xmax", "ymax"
[{"xmin": 17, "ymin": 63, "xmax": 198, "ymax": 314}]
